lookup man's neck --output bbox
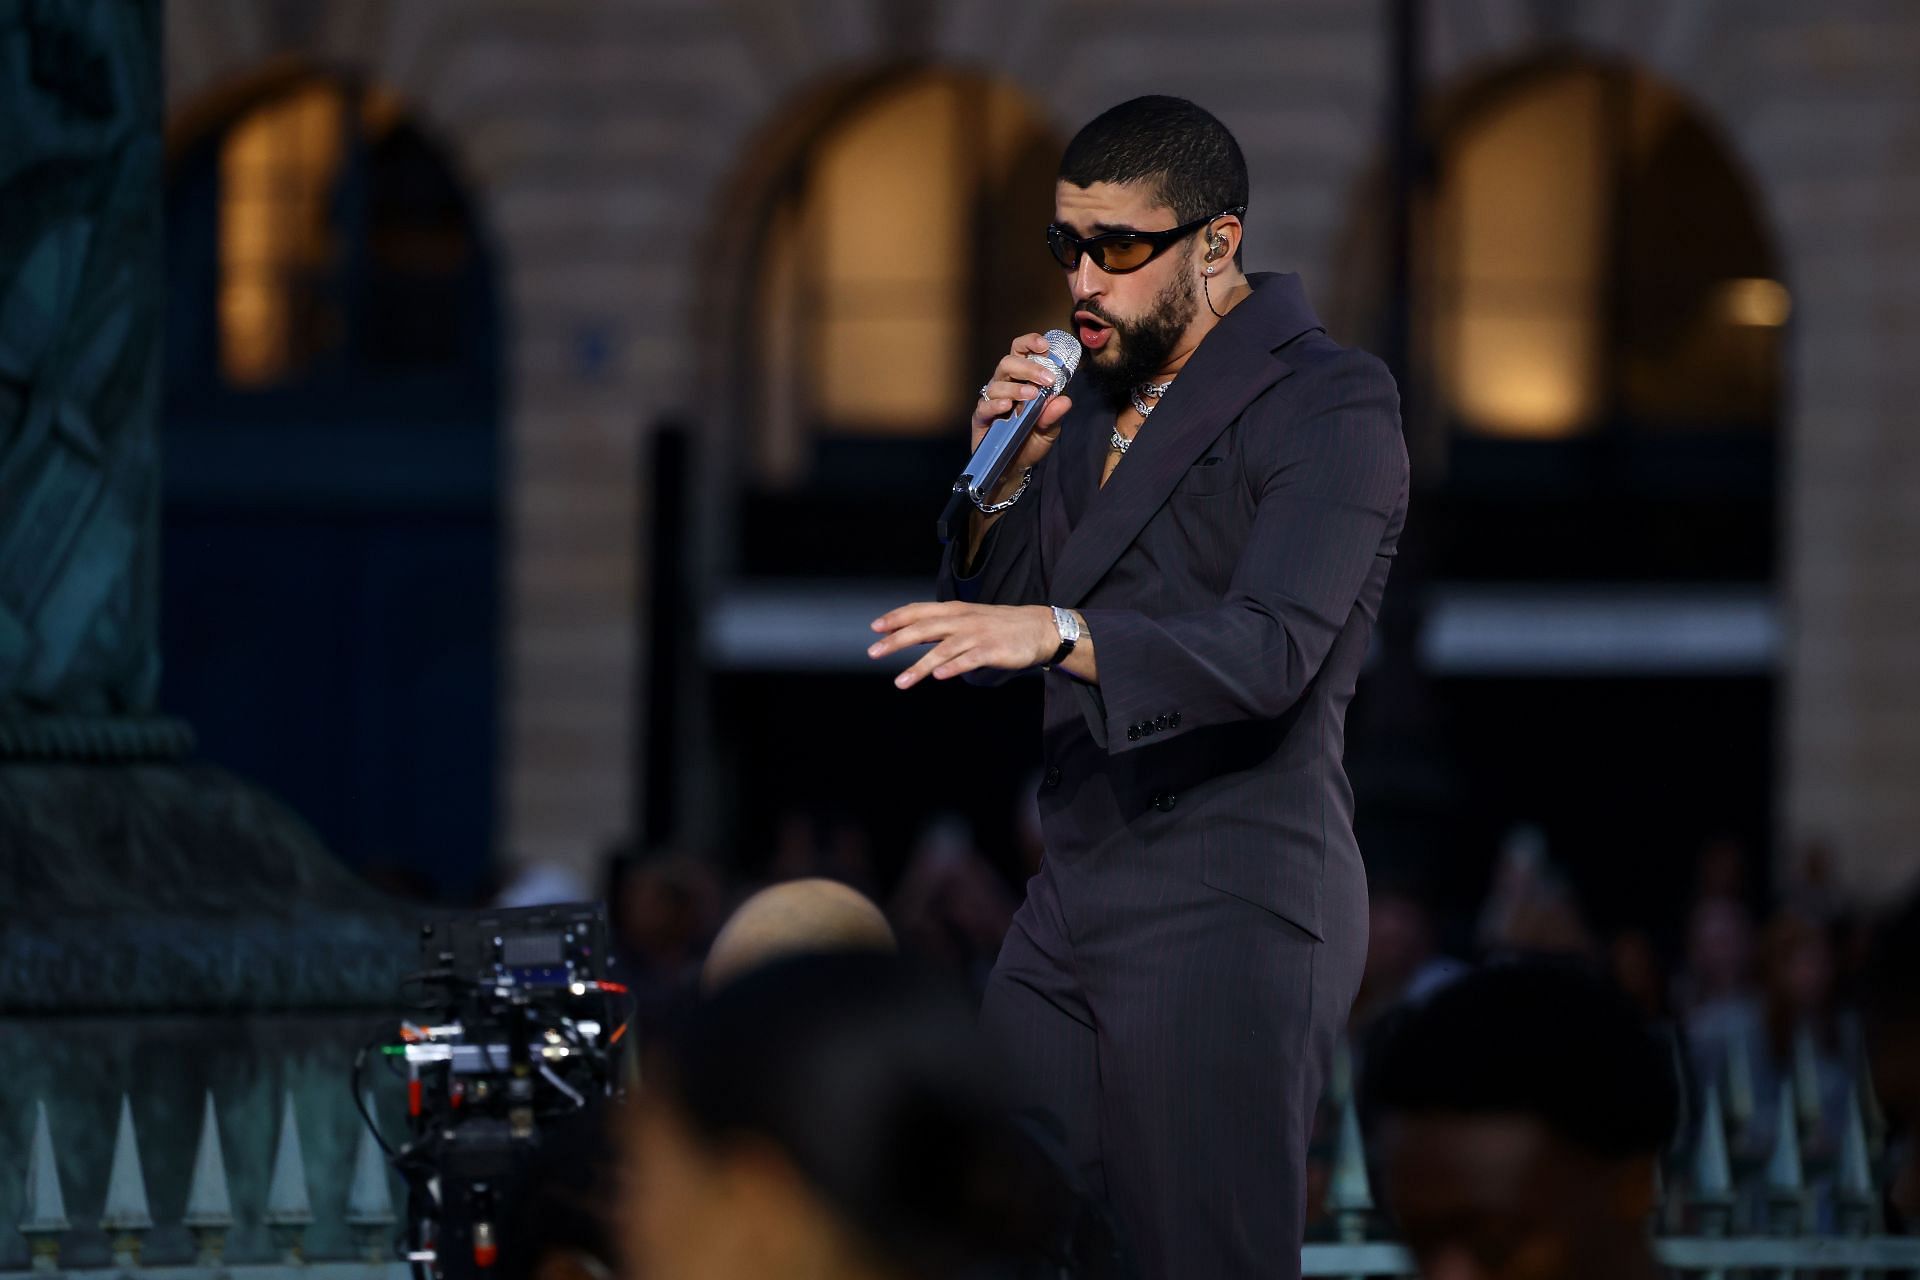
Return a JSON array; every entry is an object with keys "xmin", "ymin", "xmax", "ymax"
[{"xmin": 1153, "ymin": 273, "xmax": 1251, "ymax": 380}]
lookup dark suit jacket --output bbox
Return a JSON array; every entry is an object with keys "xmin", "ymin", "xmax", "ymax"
[{"xmin": 938, "ymin": 273, "xmax": 1408, "ymax": 942}]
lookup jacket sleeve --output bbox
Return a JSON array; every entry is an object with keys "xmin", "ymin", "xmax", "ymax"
[
  {"xmin": 1076, "ymin": 351, "xmax": 1407, "ymax": 754},
  {"xmin": 934, "ymin": 454, "xmax": 1051, "ymax": 687},
  {"xmin": 935, "ymin": 454, "xmax": 1049, "ymax": 607}
]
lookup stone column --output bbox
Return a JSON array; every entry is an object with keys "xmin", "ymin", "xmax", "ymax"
[
  {"xmin": 0, "ymin": 7, "xmax": 413, "ymax": 1263},
  {"xmin": 0, "ymin": 0, "xmax": 190, "ymax": 758}
]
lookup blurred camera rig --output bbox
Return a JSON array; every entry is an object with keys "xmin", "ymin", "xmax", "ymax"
[{"xmin": 354, "ymin": 902, "xmax": 630, "ymax": 1280}]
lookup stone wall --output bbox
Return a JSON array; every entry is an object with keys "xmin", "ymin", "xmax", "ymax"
[{"xmin": 162, "ymin": 0, "xmax": 1920, "ymax": 901}]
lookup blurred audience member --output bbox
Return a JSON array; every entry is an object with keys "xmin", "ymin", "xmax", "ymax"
[
  {"xmin": 888, "ymin": 814, "xmax": 1017, "ymax": 991},
  {"xmin": 703, "ymin": 876, "xmax": 895, "ymax": 993},
  {"xmin": 1761, "ymin": 908, "xmax": 1841, "ymax": 1056},
  {"xmin": 625, "ymin": 953, "xmax": 1124, "ymax": 1279},
  {"xmin": 1678, "ymin": 895, "xmax": 1758, "ymax": 1012},
  {"xmin": 1682, "ymin": 897, "xmax": 1856, "ymax": 1157},
  {"xmin": 1762, "ymin": 907, "xmax": 1856, "ymax": 1157},
  {"xmin": 1476, "ymin": 825, "xmax": 1595, "ymax": 959},
  {"xmin": 1363, "ymin": 961, "xmax": 1677, "ymax": 1280},
  {"xmin": 1352, "ymin": 874, "xmax": 1464, "ymax": 1029},
  {"xmin": 1861, "ymin": 889, "xmax": 1920, "ymax": 1224},
  {"xmin": 497, "ymin": 1103, "xmax": 617, "ymax": 1280},
  {"xmin": 605, "ymin": 845, "xmax": 724, "ymax": 1032},
  {"xmin": 1780, "ymin": 838, "xmax": 1842, "ymax": 925},
  {"xmin": 1475, "ymin": 823, "xmax": 1550, "ymax": 953},
  {"xmin": 767, "ymin": 808, "xmax": 880, "ymax": 896}
]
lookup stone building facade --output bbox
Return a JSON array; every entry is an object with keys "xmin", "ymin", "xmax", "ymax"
[{"xmin": 162, "ymin": 0, "xmax": 1920, "ymax": 901}]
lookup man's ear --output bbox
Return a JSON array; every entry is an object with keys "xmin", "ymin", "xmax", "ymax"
[{"xmin": 1204, "ymin": 214, "xmax": 1243, "ymax": 265}]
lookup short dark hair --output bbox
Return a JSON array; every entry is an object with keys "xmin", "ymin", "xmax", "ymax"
[
  {"xmin": 1361, "ymin": 959, "xmax": 1680, "ymax": 1162},
  {"xmin": 1059, "ymin": 95, "xmax": 1249, "ymax": 227}
]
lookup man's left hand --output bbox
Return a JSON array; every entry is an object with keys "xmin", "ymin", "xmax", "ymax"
[{"xmin": 868, "ymin": 602, "xmax": 1055, "ymax": 689}]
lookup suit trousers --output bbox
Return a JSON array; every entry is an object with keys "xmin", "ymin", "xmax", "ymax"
[{"xmin": 981, "ymin": 840, "xmax": 1366, "ymax": 1280}]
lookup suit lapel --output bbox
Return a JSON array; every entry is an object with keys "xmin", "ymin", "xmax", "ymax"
[
  {"xmin": 1039, "ymin": 395, "xmax": 1085, "ymax": 581},
  {"xmin": 1053, "ymin": 386, "xmax": 1102, "ymax": 531},
  {"xmin": 1049, "ymin": 273, "xmax": 1320, "ymax": 606}
]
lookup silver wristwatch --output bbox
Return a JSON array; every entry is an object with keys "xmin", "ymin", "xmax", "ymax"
[{"xmin": 1041, "ymin": 605, "xmax": 1082, "ymax": 671}]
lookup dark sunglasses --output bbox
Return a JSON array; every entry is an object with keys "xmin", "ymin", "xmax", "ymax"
[{"xmin": 1046, "ymin": 207, "xmax": 1245, "ymax": 274}]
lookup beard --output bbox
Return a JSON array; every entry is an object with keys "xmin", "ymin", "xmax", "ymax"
[{"xmin": 1077, "ymin": 267, "xmax": 1200, "ymax": 411}]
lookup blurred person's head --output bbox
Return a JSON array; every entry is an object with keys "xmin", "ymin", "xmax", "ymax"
[
  {"xmin": 1861, "ymin": 890, "xmax": 1920, "ymax": 1221},
  {"xmin": 1356, "ymin": 875, "xmax": 1447, "ymax": 1022},
  {"xmin": 496, "ymin": 1103, "xmax": 616, "ymax": 1280},
  {"xmin": 625, "ymin": 953, "xmax": 1086, "ymax": 1280},
  {"xmin": 888, "ymin": 816, "xmax": 1016, "ymax": 977},
  {"xmin": 1363, "ymin": 961, "xmax": 1678, "ymax": 1280},
  {"xmin": 1054, "ymin": 96, "xmax": 1248, "ymax": 409},
  {"xmin": 1368, "ymin": 884, "xmax": 1438, "ymax": 985},
  {"xmin": 1498, "ymin": 893, "xmax": 1596, "ymax": 959},
  {"xmin": 1683, "ymin": 896, "xmax": 1757, "ymax": 1004},
  {"xmin": 702, "ymin": 877, "xmax": 895, "ymax": 993},
  {"xmin": 1760, "ymin": 906, "xmax": 1837, "ymax": 1044},
  {"xmin": 606, "ymin": 847, "xmax": 721, "ymax": 975}
]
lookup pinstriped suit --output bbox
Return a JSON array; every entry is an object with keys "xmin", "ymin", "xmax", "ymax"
[{"xmin": 937, "ymin": 274, "xmax": 1408, "ymax": 1279}]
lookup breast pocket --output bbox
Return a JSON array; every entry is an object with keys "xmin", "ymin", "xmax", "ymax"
[{"xmin": 1171, "ymin": 455, "xmax": 1239, "ymax": 498}]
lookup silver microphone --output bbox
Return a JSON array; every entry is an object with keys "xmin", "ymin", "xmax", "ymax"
[{"xmin": 938, "ymin": 329, "xmax": 1082, "ymax": 544}]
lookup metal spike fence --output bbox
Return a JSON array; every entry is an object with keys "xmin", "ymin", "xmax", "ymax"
[
  {"xmin": 7, "ymin": 1042, "xmax": 1916, "ymax": 1278},
  {"xmin": 8, "ymin": 1089, "xmax": 398, "ymax": 1280},
  {"xmin": 1301, "ymin": 1032, "xmax": 1920, "ymax": 1278}
]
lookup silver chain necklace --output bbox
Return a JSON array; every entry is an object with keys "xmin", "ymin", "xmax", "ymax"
[
  {"xmin": 1129, "ymin": 379, "xmax": 1174, "ymax": 418},
  {"xmin": 1114, "ymin": 380, "xmax": 1174, "ymax": 452}
]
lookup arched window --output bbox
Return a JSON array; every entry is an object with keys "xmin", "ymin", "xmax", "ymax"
[
  {"xmin": 1430, "ymin": 62, "xmax": 1783, "ymax": 440},
  {"xmin": 1325, "ymin": 58, "xmax": 1784, "ymax": 582},
  {"xmin": 1327, "ymin": 57, "xmax": 1786, "ymax": 935},
  {"xmin": 163, "ymin": 70, "xmax": 500, "ymax": 900},
  {"xmin": 167, "ymin": 69, "xmax": 495, "ymax": 420},
  {"xmin": 745, "ymin": 71, "xmax": 1062, "ymax": 487},
  {"xmin": 674, "ymin": 70, "xmax": 1062, "ymax": 866}
]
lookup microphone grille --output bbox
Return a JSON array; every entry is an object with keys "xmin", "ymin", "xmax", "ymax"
[{"xmin": 1041, "ymin": 329, "xmax": 1082, "ymax": 390}]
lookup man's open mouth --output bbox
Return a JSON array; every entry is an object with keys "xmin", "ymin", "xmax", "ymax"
[{"xmin": 1075, "ymin": 311, "xmax": 1112, "ymax": 350}]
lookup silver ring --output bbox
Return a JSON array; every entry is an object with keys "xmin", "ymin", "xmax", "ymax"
[{"xmin": 978, "ymin": 383, "xmax": 993, "ymax": 401}]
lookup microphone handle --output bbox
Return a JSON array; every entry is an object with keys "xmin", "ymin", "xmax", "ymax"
[
  {"xmin": 965, "ymin": 387, "xmax": 1052, "ymax": 500},
  {"xmin": 937, "ymin": 373, "xmax": 1059, "ymax": 545}
]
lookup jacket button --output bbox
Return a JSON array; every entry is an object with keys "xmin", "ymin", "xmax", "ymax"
[
  {"xmin": 1140, "ymin": 720, "xmax": 1154, "ymax": 735},
  {"xmin": 1170, "ymin": 711, "xmax": 1182, "ymax": 728},
  {"xmin": 1154, "ymin": 714, "xmax": 1170, "ymax": 731},
  {"xmin": 1127, "ymin": 725, "xmax": 1140, "ymax": 742},
  {"xmin": 1153, "ymin": 791, "xmax": 1177, "ymax": 812},
  {"xmin": 1043, "ymin": 766, "xmax": 1062, "ymax": 789}
]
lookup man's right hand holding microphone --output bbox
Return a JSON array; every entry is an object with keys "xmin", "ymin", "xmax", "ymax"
[{"xmin": 966, "ymin": 331, "xmax": 1077, "ymax": 550}]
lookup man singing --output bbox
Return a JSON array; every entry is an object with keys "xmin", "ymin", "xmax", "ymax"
[{"xmin": 868, "ymin": 96, "xmax": 1409, "ymax": 1278}]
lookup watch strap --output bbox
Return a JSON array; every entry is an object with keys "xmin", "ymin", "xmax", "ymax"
[{"xmin": 1041, "ymin": 605, "xmax": 1079, "ymax": 671}]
